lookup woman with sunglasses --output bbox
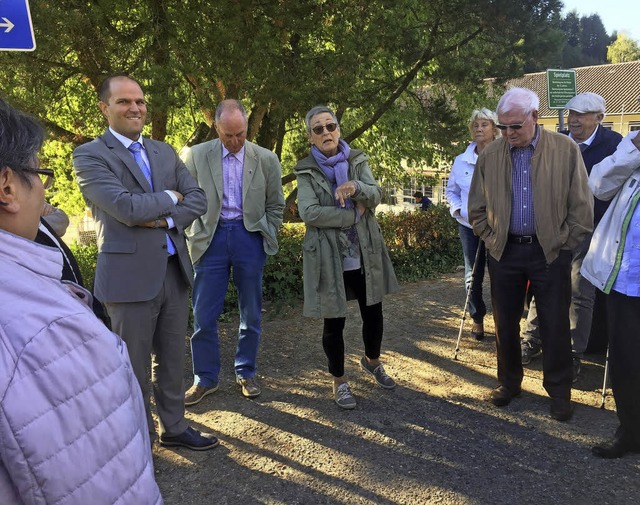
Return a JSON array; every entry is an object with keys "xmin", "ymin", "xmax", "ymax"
[
  {"xmin": 445, "ymin": 108, "xmax": 500, "ymax": 341},
  {"xmin": 294, "ymin": 105, "xmax": 399, "ymax": 409}
]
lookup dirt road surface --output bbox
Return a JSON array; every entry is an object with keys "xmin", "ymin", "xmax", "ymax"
[{"xmin": 153, "ymin": 272, "xmax": 638, "ymax": 505}]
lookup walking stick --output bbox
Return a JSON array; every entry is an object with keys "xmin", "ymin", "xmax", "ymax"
[
  {"xmin": 600, "ymin": 345, "xmax": 610, "ymax": 409},
  {"xmin": 453, "ymin": 240, "xmax": 484, "ymax": 360}
]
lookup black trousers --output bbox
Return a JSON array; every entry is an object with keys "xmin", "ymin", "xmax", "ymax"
[
  {"xmin": 606, "ymin": 290, "xmax": 640, "ymax": 444},
  {"xmin": 322, "ymin": 269, "xmax": 384, "ymax": 378},
  {"xmin": 488, "ymin": 242, "xmax": 573, "ymax": 399}
]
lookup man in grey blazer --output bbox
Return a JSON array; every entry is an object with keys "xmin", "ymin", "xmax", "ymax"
[
  {"xmin": 73, "ymin": 75, "xmax": 217, "ymax": 451},
  {"xmin": 183, "ymin": 99, "xmax": 285, "ymax": 404}
]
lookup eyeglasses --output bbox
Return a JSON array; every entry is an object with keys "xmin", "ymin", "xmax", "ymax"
[
  {"xmin": 21, "ymin": 167, "xmax": 55, "ymax": 190},
  {"xmin": 496, "ymin": 115, "xmax": 530, "ymax": 131},
  {"xmin": 311, "ymin": 122, "xmax": 338, "ymax": 135}
]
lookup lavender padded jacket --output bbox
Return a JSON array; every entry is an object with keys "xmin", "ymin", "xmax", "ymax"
[{"xmin": 0, "ymin": 230, "xmax": 162, "ymax": 505}]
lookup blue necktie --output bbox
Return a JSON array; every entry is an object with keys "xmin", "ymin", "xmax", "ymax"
[
  {"xmin": 128, "ymin": 142, "xmax": 154, "ymax": 189},
  {"xmin": 128, "ymin": 141, "xmax": 176, "ymax": 255},
  {"xmin": 579, "ymin": 143, "xmax": 587, "ymax": 152}
]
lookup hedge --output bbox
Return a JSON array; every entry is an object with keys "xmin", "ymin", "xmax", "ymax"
[{"xmin": 70, "ymin": 205, "xmax": 462, "ymax": 308}]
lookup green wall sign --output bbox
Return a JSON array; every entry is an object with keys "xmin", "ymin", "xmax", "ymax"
[{"xmin": 546, "ymin": 69, "xmax": 576, "ymax": 109}]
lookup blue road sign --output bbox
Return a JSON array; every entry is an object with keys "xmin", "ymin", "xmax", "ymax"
[{"xmin": 0, "ymin": 0, "xmax": 35, "ymax": 51}]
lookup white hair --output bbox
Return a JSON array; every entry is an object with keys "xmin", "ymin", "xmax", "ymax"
[{"xmin": 497, "ymin": 88, "xmax": 539, "ymax": 116}]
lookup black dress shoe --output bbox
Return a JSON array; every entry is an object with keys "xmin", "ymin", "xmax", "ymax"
[
  {"xmin": 160, "ymin": 426, "xmax": 219, "ymax": 451},
  {"xmin": 592, "ymin": 434, "xmax": 640, "ymax": 459},
  {"xmin": 550, "ymin": 398, "xmax": 573, "ymax": 422},
  {"xmin": 490, "ymin": 385, "xmax": 521, "ymax": 407}
]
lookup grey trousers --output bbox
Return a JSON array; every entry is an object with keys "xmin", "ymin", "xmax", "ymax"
[
  {"xmin": 106, "ymin": 257, "xmax": 190, "ymax": 438},
  {"xmin": 522, "ymin": 234, "xmax": 595, "ymax": 357}
]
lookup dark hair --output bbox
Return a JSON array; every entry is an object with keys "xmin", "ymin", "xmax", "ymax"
[
  {"xmin": 304, "ymin": 105, "xmax": 339, "ymax": 134},
  {"xmin": 0, "ymin": 99, "xmax": 45, "ymax": 188},
  {"xmin": 98, "ymin": 74, "xmax": 143, "ymax": 103},
  {"xmin": 215, "ymin": 99, "xmax": 247, "ymax": 122},
  {"xmin": 413, "ymin": 191, "xmax": 423, "ymax": 199}
]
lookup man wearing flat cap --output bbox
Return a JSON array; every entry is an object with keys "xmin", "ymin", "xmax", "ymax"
[{"xmin": 521, "ymin": 92, "xmax": 622, "ymax": 379}]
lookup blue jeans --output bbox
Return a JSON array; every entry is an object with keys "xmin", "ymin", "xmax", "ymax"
[
  {"xmin": 191, "ymin": 221, "xmax": 266, "ymax": 387},
  {"xmin": 459, "ymin": 224, "xmax": 486, "ymax": 324}
]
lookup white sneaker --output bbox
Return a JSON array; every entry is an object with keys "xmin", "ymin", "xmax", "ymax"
[{"xmin": 334, "ymin": 382, "xmax": 356, "ymax": 409}]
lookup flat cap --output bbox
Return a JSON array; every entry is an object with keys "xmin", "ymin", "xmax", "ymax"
[{"xmin": 564, "ymin": 92, "xmax": 606, "ymax": 114}]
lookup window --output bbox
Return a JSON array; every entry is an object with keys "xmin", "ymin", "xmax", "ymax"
[
  {"xmin": 601, "ymin": 122, "xmax": 613, "ymax": 130},
  {"xmin": 440, "ymin": 178, "xmax": 449, "ymax": 204},
  {"xmin": 402, "ymin": 178, "xmax": 433, "ymax": 204},
  {"xmin": 630, "ymin": 122, "xmax": 640, "ymax": 132}
]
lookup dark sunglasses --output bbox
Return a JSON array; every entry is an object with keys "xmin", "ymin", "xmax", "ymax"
[
  {"xmin": 21, "ymin": 167, "xmax": 55, "ymax": 189},
  {"xmin": 496, "ymin": 114, "xmax": 530, "ymax": 131},
  {"xmin": 311, "ymin": 122, "xmax": 338, "ymax": 135}
]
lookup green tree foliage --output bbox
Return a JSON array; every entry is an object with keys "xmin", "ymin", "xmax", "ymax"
[
  {"xmin": 607, "ymin": 32, "xmax": 640, "ymax": 63},
  {"xmin": 560, "ymin": 10, "xmax": 613, "ymax": 68},
  {"xmin": 0, "ymin": 0, "xmax": 565, "ymax": 216}
]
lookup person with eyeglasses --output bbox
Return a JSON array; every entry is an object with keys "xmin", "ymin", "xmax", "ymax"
[
  {"xmin": 0, "ymin": 101, "xmax": 163, "ymax": 502},
  {"xmin": 182, "ymin": 99, "xmax": 285, "ymax": 405},
  {"xmin": 446, "ymin": 108, "xmax": 501, "ymax": 341},
  {"xmin": 294, "ymin": 105, "xmax": 399, "ymax": 409},
  {"xmin": 468, "ymin": 87, "xmax": 593, "ymax": 422}
]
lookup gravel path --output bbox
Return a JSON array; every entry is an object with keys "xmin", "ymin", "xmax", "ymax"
[{"xmin": 153, "ymin": 272, "xmax": 638, "ymax": 505}]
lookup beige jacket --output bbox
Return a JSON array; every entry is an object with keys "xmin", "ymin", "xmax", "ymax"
[
  {"xmin": 468, "ymin": 128, "xmax": 593, "ymax": 263},
  {"xmin": 182, "ymin": 139, "xmax": 285, "ymax": 264}
]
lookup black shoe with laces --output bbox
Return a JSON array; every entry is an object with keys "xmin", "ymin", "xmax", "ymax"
[{"xmin": 160, "ymin": 426, "xmax": 219, "ymax": 451}]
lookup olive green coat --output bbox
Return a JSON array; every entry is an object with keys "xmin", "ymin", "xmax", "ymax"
[{"xmin": 294, "ymin": 149, "xmax": 399, "ymax": 318}]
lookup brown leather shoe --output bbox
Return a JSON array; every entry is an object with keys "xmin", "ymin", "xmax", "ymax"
[
  {"xmin": 550, "ymin": 397, "xmax": 573, "ymax": 422},
  {"xmin": 184, "ymin": 383, "xmax": 218, "ymax": 406},
  {"xmin": 490, "ymin": 385, "xmax": 521, "ymax": 407},
  {"xmin": 237, "ymin": 377, "xmax": 261, "ymax": 398}
]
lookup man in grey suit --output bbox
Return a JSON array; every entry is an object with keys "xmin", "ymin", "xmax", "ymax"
[
  {"xmin": 73, "ymin": 75, "xmax": 217, "ymax": 451},
  {"xmin": 183, "ymin": 99, "xmax": 285, "ymax": 404}
]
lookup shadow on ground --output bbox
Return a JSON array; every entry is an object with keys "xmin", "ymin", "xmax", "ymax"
[{"xmin": 153, "ymin": 272, "xmax": 638, "ymax": 505}]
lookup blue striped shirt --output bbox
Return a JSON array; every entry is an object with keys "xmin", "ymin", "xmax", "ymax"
[{"xmin": 509, "ymin": 127, "xmax": 540, "ymax": 235}]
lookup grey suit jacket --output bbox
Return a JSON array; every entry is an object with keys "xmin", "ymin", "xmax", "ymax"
[
  {"xmin": 183, "ymin": 139, "xmax": 285, "ymax": 264},
  {"xmin": 73, "ymin": 129, "xmax": 207, "ymax": 303}
]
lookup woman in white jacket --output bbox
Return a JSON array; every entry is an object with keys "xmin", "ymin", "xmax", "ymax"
[{"xmin": 445, "ymin": 108, "xmax": 500, "ymax": 340}]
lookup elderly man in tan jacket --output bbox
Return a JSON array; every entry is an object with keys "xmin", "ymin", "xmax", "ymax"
[{"xmin": 468, "ymin": 87, "xmax": 592, "ymax": 422}]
